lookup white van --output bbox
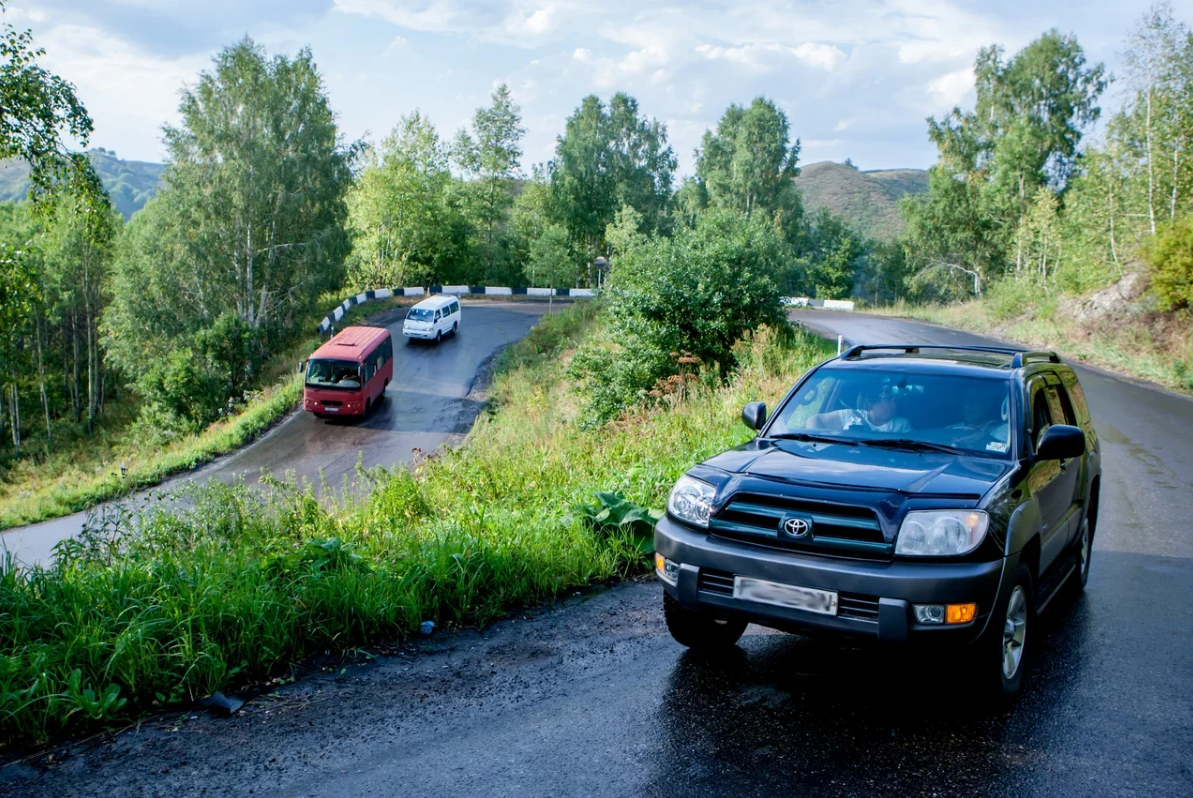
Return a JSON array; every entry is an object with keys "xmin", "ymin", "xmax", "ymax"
[{"xmin": 402, "ymin": 295, "xmax": 461, "ymax": 343}]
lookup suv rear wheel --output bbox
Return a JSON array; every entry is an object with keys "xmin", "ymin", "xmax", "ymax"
[{"xmin": 663, "ymin": 592, "xmax": 747, "ymax": 650}]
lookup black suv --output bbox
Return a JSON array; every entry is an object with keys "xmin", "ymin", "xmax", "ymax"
[{"xmin": 653, "ymin": 344, "xmax": 1100, "ymax": 699}]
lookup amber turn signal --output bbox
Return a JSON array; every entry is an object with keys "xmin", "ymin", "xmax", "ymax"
[{"xmin": 946, "ymin": 603, "xmax": 977, "ymax": 624}]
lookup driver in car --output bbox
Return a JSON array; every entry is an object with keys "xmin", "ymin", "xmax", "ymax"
[{"xmin": 807, "ymin": 385, "xmax": 912, "ymax": 433}]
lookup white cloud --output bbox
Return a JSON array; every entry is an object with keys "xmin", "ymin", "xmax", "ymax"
[
  {"xmin": 927, "ymin": 67, "xmax": 974, "ymax": 107},
  {"xmin": 31, "ymin": 22, "xmax": 206, "ymax": 159},
  {"xmin": 792, "ymin": 42, "xmax": 845, "ymax": 70},
  {"xmin": 834, "ymin": 119, "xmax": 851, "ymax": 131}
]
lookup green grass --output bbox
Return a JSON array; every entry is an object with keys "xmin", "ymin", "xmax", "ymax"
[
  {"xmin": 0, "ymin": 303, "xmax": 833, "ymax": 749},
  {"xmin": 0, "ymin": 296, "xmax": 409, "ymax": 531},
  {"xmin": 876, "ymin": 296, "xmax": 1193, "ymax": 393}
]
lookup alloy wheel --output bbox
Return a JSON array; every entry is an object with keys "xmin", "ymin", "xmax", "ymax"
[{"xmin": 1002, "ymin": 585, "xmax": 1028, "ymax": 680}]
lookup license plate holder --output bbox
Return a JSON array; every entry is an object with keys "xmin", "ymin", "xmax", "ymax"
[{"xmin": 733, "ymin": 576, "xmax": 838, "ymax": 616}]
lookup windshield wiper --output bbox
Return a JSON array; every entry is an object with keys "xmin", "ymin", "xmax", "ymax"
[
  {"xmin": 855, "ymin": 438, "xmax": 965, "ymax": 455},
  {"xmin": 768, "ymin": 432, "xmax": 859, "ymax": 446}
]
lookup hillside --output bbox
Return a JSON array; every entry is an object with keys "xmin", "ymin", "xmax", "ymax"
[
  {"xmin": 795, "ymin": 161, "xmax": 929, "ymax": 240},
  {"xmin": 0, "ymin": 149, "xmax": 165, "ymax": 219}
]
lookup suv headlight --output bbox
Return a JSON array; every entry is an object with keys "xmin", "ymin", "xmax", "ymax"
[
  {"xmin": 667, "ymin": 475, "xmax": 715, "ymax": 528},
  {"xmin": 896, "ymin": 510, "xmax": 989, "ymax": 557}
]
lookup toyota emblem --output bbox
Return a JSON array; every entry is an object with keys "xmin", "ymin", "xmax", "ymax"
[{"xmin": 782, "ymin": 517, "xmax": 811, "ymax": 538}]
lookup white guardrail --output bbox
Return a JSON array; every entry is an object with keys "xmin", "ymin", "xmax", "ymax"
[
  {"xmin": 782, "ymin": 297, "xmax": 856, "ymax": 311},
  {"xmin": 317, "ymin": 286, "xmax": 597, "ymax": 334}
]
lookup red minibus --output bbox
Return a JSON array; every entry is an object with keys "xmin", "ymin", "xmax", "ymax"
[{"xmin": 303, "ymin": 326, "xmax": 394, "ymax": 418}]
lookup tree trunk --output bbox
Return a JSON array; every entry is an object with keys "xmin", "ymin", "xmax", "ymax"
[
  {"xmin": 1146, "ymin": 86, "xmax": 1157, "ymax": 235},
  {"xmin": 1171, "ymin": 144, "xmax": 1181, "ymax": 222},
  {"xmin": 36, "ymin": 312, "xmax": 50, "ymax": 450},
  {"xmin": 71, "ymin": 314, "xmax": 81, "ymax": 424},
  {"xmin": 1109, "ymin": 184, "xmax": 1124, "ymax": 279},
  {"xmin": 9, "ymin": 384, "xmax": 20, "ymax": 458}
]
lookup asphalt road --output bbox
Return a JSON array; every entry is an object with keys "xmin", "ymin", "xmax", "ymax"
[
  {"xmin": 3, "ymin": 311, "xmax": 1190, "ymax": 797},
  {"xmin": 0, "ymin": 301, "xmax": 548, "ymax": 566}
]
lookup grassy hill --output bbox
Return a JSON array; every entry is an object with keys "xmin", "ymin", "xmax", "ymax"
[
  {"xmin": 0, "ymin": 149, "xmax": 165, "ymax": 219},
  {"xmin": 795, "ymin": 161, "xmax": 929, "ymax": 240}
]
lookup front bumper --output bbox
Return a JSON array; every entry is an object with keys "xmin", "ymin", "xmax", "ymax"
[
  {"xmin": 403, "ymin": 327, "xmax": 436, "ymax": 339},
  {"xmin": 654, "ymin": 515, "xmax": 1011, "ymax": 645},
  {"xmin": 304, "ymin": 398, "xmax": 364, "ymax": 416}
]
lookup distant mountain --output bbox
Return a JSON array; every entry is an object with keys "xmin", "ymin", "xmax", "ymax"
[
  {"xmin": 0, "ymin": 149, "xmax": 166, "ymax": 219},
  {"xmin": 795, "ymin": 161, "xmax": 929, "ymax": 241}
]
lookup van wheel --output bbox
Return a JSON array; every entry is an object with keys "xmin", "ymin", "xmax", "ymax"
[
  {"xmin": 453, "ymin": 321, "xmax": 458, "ymax": 335},
  {"xmin": 663, "ymin": 592, "xmax": 747, "ymax": 651},
  {"xmin": 436, "ymin": 330, "xmax": 443, "ymax": 343},
  {"xmin": 363, "ymin": 398, "xmax": 371, "ymax": 416}
]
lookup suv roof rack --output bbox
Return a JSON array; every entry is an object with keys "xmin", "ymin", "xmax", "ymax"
[
  {"xmin": 839, "ymin": 343, "xmax": 1020, "ymax": 359},
  {"xmin": 837, "ymin": 344, "xmax": 1061, "ymax": 369},
  {"xmin": 1010, "ymin": 350, "xmax": 1062, "ymax": 368}
]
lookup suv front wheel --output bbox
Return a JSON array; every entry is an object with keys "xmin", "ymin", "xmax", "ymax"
[
  {"xmin": 978, "ymin": 563, "xmax": 1036, "ymax": 701},
  {"xmin": 663, "ymin": 592, "xmax": 747, "ymax": 650}
]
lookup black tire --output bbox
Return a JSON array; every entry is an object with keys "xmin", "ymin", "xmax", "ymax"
[
  {"xmin": 978, "ymin": 563, "xmax": 1036, "ymax": 702},
  {"xmin": 436, "ymin": 330, "xmax": 443, "ymax": 344},
  {"xmin": 363, "ymin": 398, "xmax": 371, "ymax": 417},
  {"xmin": 1073, "ymin": 508, "xmax": 1094, "ymax": 594},
  {"xmin": 452, "ymin": 321, "xmax": 458, "ymax": 335},
  {"xmin": 663, "ymin": 592, "xmax": 747, "ymax": 651}
]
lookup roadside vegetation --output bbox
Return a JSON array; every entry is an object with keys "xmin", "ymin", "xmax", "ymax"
[
  {"xmin": 0, "ymin": 299, "xmax": 833, "ymax": 749},
  {"xmin": 868, "ymin": 5, "xmax": 1193, "ymax": 390}
]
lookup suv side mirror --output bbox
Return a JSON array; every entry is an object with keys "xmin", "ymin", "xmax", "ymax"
[
  {"xmin": 1036, "ymin": 424, "xmax": 1085, "ymax": 460},
  {"xmin": 741, "ymin": 401, "xmax": 767, "ymax": 432}
]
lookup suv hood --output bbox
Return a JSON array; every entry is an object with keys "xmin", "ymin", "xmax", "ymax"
[{"xmin": 704, "ymin": 439, "xmax": 1012, "ymax": 498}]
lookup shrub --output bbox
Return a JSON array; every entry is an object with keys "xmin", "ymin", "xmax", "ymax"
[
  {"xmin": 134, "ymin": 347, "xmax": 223, "ymax": 435},
  {"xmin": 569, "ymin": 210, "xmax": 786, "ymax": 424},
  {"xmin": 1148, "ymin": 216, "xmax": 1193, "ymax": 311}
]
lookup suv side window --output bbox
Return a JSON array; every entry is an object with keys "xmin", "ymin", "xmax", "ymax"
[
  {"xmin": 1030, "ymin": 384, "xmax": 1054, "ymax": 452},
  {"xmin": 1047, "ymin": 384, "xmax": 1077, "ymax": 426},
  {"xmin": 1059, "ymin": 371, "xmax": 1090, "ymax": 426},
  {"xmin": 450, "ymin": 301, "xmax": 459, "ymax": 315}
]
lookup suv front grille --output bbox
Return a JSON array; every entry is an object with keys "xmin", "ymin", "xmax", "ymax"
[
  {"xmin": 709, "ymin": 493, "xmax": 892, "ymax": 560},
  {"xmin": 698, "ymin": 569, "xmax": 879, "ymax": 623}
]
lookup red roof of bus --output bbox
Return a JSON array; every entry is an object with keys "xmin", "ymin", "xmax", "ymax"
[{"xmin": 311, "ymin": 326, "xmax": 389, "ymax": 362}]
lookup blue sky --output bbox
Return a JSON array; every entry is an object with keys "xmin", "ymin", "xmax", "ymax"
[{"xmin": 10, "ymin": 0, "xmax": 1192, "ymax": 174}]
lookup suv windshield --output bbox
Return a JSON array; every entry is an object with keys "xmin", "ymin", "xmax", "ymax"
[
  {"xmin": 305, "ymin": 358, "xmax": 361, "ymax": 390},
  {"xmin": 767, "ymin": 368, "xmax": 1012, "ymax": 456},
  {"xmin": 407, "ymin": 308, "xmax": 434, "ymax": 321}
]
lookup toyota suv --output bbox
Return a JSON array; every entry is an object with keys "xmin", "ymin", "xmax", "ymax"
[{"xmin": 653, "ymin": 344, "xmax": 1100, "ymax": 700}]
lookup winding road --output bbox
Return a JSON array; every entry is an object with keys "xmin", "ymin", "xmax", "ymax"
[
  {"xmin": 0, "ymin": 301, "xmax": 549, "ymax": 566},
  {"xmin": 3, "ymin": 311, "xmax": 1190, "ymax": 798}
]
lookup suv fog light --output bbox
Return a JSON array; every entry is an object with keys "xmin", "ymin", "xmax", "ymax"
[
  {"xmin": 655, "ymin": 554, "xmax": 679, "ymax": 586},
  {"xmin": 914, "ymin": 604, "xmax": 945, "ymax": 624},
  {"xmin": 946, "ymin": 603, "xmax": 977, "ymax": 624}
]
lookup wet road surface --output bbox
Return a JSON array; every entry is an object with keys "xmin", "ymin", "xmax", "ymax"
[
  {"xmin": 0, "ymin": 301, "xmax": 548, "ymax": 566},
  {"xmin": 2, "ymin": 311, "xmax": 1190, "ymax": 797}
]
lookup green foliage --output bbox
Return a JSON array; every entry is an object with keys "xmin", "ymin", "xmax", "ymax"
[
  {"xmin": 548, "ymin": 93, "xmax": 676, "ymax": 257},
  {"xmin": 345, "ymin": 112, "xmax": 470, "ymax": 288},
  {"xmin": 569, "ymin": 210, "xmax": 786, "ymax": 425},
  {"xmin": 901, "ymin": 30, "xmax": 1106, "ymax": 297},
  {"xmin": 104, "ymin": 38, "xmax": 352, "ymax": 428},
  {"xmin": 696, "ymin": 97, "xmax": 803, "ymax": 237},
  {"xmin": 799, "ymin": 209, "xmax": 864, "ymax": 299},
  {"xmin": 527, "ymin": 223, "xmax": 575, "ymax": 288},
  {"xmin": 453, "ymin": 84, "xmax": 525, "ymax": 281},
  {"xmin": 1147, "ymin": 215, "xmax": 1193, "ymax": 310},
  {"xmin": 578, "ymin": 491, "xmax": 661, "ymax": 554}
]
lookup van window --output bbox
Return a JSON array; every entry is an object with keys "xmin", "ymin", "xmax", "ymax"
[
  {"xmin": 435, "ymin": 309, "xmax": 442, "ymax": 321},
  {"xmin": 449, "ymin": 301, "xmax": 459, "ymax": 315}
]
